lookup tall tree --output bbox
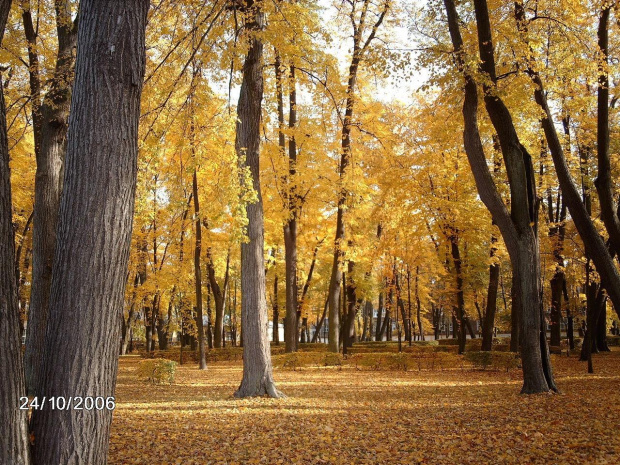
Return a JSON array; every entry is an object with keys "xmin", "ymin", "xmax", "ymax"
[
  {"xmin": 327, "ymin": 0, "xmax": 390, "ymax": 352},
  {"xmin": 0, "ymin": 0, "xmax": 31, "ymax": 462},
  {"xmin": 29, "ymin": 2, "xmax": 149, "ymax": 462},
  {"xmin": 443, "ymin": 0, "xmax": 557, "ymax": 393},
  {"xmin": 24, "ymin": 0, "xmax": 79, "ymax": 396},
  {"xmin": 234, "ymin": 0, "xmax": 283, "ymax": 398},
  {"xmin": 514, "ymin": 1, "xmax": 620, "ymax": 318}
]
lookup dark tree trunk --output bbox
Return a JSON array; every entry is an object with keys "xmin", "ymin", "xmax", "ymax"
[
  {"xmin": 234, "ymin": 2, "xmax": 282, "ymax": 398},
  {"xmin": 395, "ymin": 272, "xmax": 410, "ymax": 343},
  {"xmin": 310, "ymin": 296, "xmax": 328, "ymax": 343},
  {"xmin": 284, "ymin": 63, "xmax": 300, "ymax": 354},
  {"xmin": 192, "ymin": 168, "xmax": 207, "ymax": 369},
  {"xmin": 206, "ymin": 282, "xmax": 213, "ymax": 349},
  {"xmin": 361, "ymin": 301, "xmax": 371, "ymax": 341},
  {"xmin": 0, "ymin": 1, "xmax": 31, "ymax": 461},
  {"xmin": 581, "ymin": 281, "xmax": 606, "ymax": 372},
  {"xmin": 414, "ymin": 266, "xmax": 424, "ymax": 341},
  {"xmin": 29, "ymin": 3, "xmax": 149, "ymax": 462},
  {"xmin": 594, "ymin": 8, "xmax": 620, "ymax": 255},
  {"xmin": 327, "ymin": 1, "xmax": 389, "ymax": 353},
  {"xmin": 208, "ymin": 248, "xmax": 229, "ymax": 349},
  {"xmin": 25, "ymin": 0, "xmax": 78, "ymax": 397},
  {"xmin": 482, "ymin": 239, "xmax": 500, "ymax": 351},
  {"xmin": 444, "ymin": 0, "xmax": 556, "ymax": 392},
  {"xmin": 375, "ymin": 292, "xmax": 383, "ymax": 341},
  {"xmin": 273, "ymin": 274, "xmax": 280, "ymax": 344},
  {"xmin": 449, "ymin": 235, "xmax": 466, "ymax": 354},
  {"xmin": 283, "ymin": 220, "xmax": 298, "ymax": 352},
  {"xmin": 514, "ymin": 2, "xmax": 620, "ymax": 319}
]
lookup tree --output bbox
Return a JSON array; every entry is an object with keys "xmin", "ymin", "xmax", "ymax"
[
  {"xmin": 234, "ymin": 0, "xmax": 283, "ymax": 398},
  {"xmin": 24, "ymin": 0, "xmax": 78, "ymax": 396},
  {"xmin": 327, "ymin": 0, "xmax": 390, "ymax": 353},
  {"xmin": 443, "ymin": 0, "xmax": 557, "ymax": 393},
  {"xmin": 29, "ymin": 1, "xmax": 149, "ymax": 462},
  {"xmin": 0, "ymin": 0, "xmax": 31, "ymax": 461}
]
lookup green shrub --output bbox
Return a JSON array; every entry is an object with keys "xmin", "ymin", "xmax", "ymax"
[
  {"xmin": 137, "ymin": 359, "xmax": 177, "ymax": 384},
  {"xmin": 464, "ymin": 351, "xmax": 493, "ymax": 370}
]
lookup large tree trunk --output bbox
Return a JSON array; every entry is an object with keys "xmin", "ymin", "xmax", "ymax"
[
  {"xmin": 29, "ymin": 2, "xmax": 149, "ymax": 462},
  {"xmin": 0, "ymin": 1, "xmax": 31, "ymax": 461},
  {"xmin": 24, "ymin": 0, "xmax": 78, "ymax": 397},
  {"xmin": 234, "ymin": 2, "xmax": 282, "ymax": 398}
]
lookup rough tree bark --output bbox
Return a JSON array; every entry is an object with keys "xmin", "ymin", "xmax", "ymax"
[
  {"xmin": 29, "ymin": 2, "xmax": 149, "ymax": 462},
  {"xmin": 0, "ymin": 0, "xmax": 31, "ymax": 461},
  {"xmin": 25, "ymin": 0, "xmax": 78, "ymax": 396},
  {"xmin": 234, "ymin": 0, "xmax": 283, "ymax": 398}
]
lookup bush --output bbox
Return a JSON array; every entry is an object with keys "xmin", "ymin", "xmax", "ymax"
[
  {"xmin": 273, "ymin": 352, "xmax": 343, "ymax": 370},
  {"xmin": 137, "ymin": 359, "xmax": 177, "ymax": 384},
  {"xmin": 606, "ymin": 335, "xmax": 620, "ymax": 347},
  {"xmin": 438, "ymin": 338, "xmax": 459, "ymax": 346},
  {"xmin": 464, "ymin": 351, "xmax": 520, "ymax": 372},
  {"xmin": 493, "ymin": 344, "xmax": 510, "ymax": 352},
  {"xmin": 465, "ymin": 339, "xmax": 482, "ymax": 351}
]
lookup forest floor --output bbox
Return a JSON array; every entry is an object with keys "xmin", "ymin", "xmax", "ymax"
[{"xmin": 109, "ymin": 349, "xmax": 620, "ymax": 464}]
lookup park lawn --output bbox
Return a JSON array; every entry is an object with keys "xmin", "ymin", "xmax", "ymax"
[{"xmin": 108, "ymin": 350, "xmax": 620, "ymax": 464}]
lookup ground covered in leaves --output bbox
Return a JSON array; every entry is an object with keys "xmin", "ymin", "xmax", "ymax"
[{"xmin": 109, "ymin": 349, "xmax": 620, "ymax": 464}]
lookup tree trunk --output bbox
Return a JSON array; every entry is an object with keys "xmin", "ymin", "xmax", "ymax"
[
  {"xmin": 514, "ymin": 2, "xmax": 620, "ymax": 319},
  {"xmin": 25, "ymin": 0, "xmax": 78, "ymax": 397},
  {"xmin": 375, "ymin": 291, "xmax": 383, "ymax": 341},
  {"xmin": 234, "ymin": 3, "xmax": 282, "ymax": 398},
  {"xmin": 273, "ymin": 274, "xmax": 279, "ymax": 344},
  {"xmin": 0, "ymin": 1, "xmax": 31, "ymax": 460},
  {"xmin": 208, "ymin": 248, "xmax": 229, "ymax": 349},
  {"xmin": 444, "ymin": 0, "xmax": 556, "ymax": 392},
  {"xmin": 283, "ymin": 221, "xmax": 298, "ymax": 352},
  {"xmin": 192, "ymin": 168, "xmax": 207, "ymax": 369},
  {"xmin": 30, "ymin": 3, "xmax": 149, "ymax": 462},
  {"xmin": 449, "ymin": 235, "xmax": 466, "ymax": 354},
  {"xmin": 310, "ymin": 296, "xmax": 328, "ymax": 343},
  {"xmin": 482, "ymin": 240, "xmax": 500, "ymax": 351}
]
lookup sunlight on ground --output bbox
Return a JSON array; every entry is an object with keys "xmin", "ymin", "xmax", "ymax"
[{"xmin": 109, "ymin": 351, "xmax": 620, "ymax": 464}]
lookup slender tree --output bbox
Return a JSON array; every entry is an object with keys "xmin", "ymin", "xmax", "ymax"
[{"xmin": 29, "ymin": 2, "xmax": 149, "ymax": 462}]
